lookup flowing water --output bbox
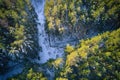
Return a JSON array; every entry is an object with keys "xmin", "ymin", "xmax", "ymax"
[{"xmin": 31, "ymin": 0, "xmax": 64, "ymax": 63}]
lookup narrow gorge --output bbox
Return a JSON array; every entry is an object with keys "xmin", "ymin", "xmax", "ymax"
[{"xmin": 32, "ymin": 0, "xmax": 64, "ymax": 63}]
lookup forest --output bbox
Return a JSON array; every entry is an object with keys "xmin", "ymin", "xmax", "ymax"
[{"xmin": 0, "ymin": 0, "xmax": 120, "ymax": 80}]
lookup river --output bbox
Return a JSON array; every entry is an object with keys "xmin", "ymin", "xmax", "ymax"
[{"xmin": 31, "ymin": 0, "xmax": 64, "ymax": 63}]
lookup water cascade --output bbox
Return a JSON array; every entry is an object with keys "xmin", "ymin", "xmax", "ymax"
[{"xmin": 31, "ymin": 0, "xmax": 64, "ymax": 63}]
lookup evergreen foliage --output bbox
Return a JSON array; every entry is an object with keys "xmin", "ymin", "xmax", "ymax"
[
  {"xmin": 0, "ymin": 0, "xmax": 38, "ymax": 56},
  {"xmin": 0, "ymin": 0, "xmax": 38, "ymax": 73},
  {"xmin": 45, "ymin": 0, "xmax": 120, "ymax": 33},
  {"xmin": 55, "ymin": 28, "xmax": 120, "ymax": 80},
  {"xmin": 0, "ymin": 0, "xmax": 120, "ymax": 80},
  {"xmin": 9, "ymin": 68, "xmax": 47, "ymax": 80}
]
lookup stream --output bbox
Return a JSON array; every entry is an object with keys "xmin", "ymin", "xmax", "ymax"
[{"xmin": 31, "ymin": 0, "xmax": 64, "ymax": 63}]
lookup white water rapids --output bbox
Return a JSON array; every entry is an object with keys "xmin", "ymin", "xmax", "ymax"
[{"xmin": 31, "ymin": 0, "xmax": 64, "ymax": 63}]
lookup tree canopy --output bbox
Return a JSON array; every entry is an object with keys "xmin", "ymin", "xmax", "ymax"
[
  {"xmin": 0, "ymin": 0, "xmax": 39, "ymax": 74},
  {"xmin": 45, "ymin": 0, "xmax": 120, "ymax": 33},
  {"xmin": 55, "ymin": 28, "xmax": 120, "ymax": 80},
  {"xmin": 0, "ymin": 0, "xmax": 120, "ymax": 80}
]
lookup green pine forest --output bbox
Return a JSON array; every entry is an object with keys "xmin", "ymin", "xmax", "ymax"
[{"xmin": 0, "ymin": 0, "xmax": 120, "ymax": 80}]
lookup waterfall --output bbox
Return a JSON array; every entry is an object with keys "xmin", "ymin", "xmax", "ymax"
[{"xmin": 31, "ymin": 0, "xmax": 64, "ymax": 63}]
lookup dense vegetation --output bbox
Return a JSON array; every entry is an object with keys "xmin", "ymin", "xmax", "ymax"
[
  {"xmin": 45, "ymin": 0, "xmax": 120, "ymax": 36},
  {"xmin": 54, "ymin": 28, "xmax": 120, "ymax": 80},
  {"xmin": 0, "ymin": 0, "xmax": 120, "ymax": 80},
  {"xmin": 8, "ymin": 68, "xmax": 47, "ymax": 80},
  {"xmin": 0, "ymin": 0, "xmax": 39, "ymax": 74}
]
